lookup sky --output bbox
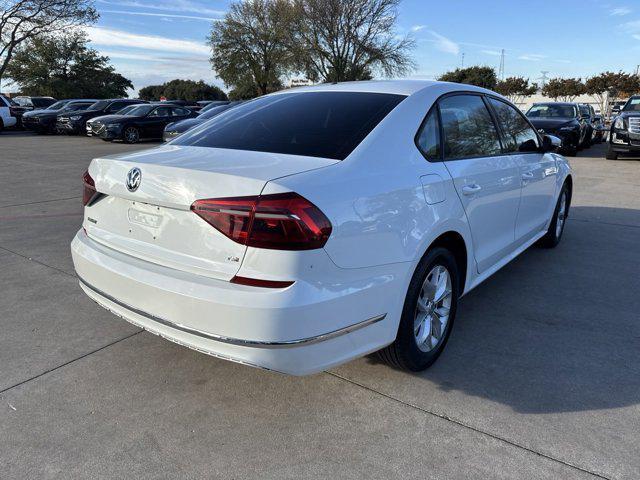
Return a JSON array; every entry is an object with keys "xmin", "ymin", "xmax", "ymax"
[{"xmin": 87, "ymin": 0, "xmax": 640, "ymax": 94}]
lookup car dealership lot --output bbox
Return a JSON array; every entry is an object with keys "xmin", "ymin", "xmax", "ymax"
[{"xmin": 1, "ymin": 132, "xmax": 639, "ymax": 479}]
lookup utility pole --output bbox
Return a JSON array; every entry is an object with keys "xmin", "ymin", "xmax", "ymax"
[
  {"xmin": 498, "ymin": 49, "xmax": 505, "ymax": 80},
  {"xmin": 539, "ymin": 71, "xmax": 550, "ymax": 88},
  {"xmin": 461, "ymin": 52, "xmax": 465, "ymax": 69}
]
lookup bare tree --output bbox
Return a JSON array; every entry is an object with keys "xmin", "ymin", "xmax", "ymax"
[
  {"xmin": 209, "ymin": 0, "xmax": 296, "ymax": 96},
  {"xmin": 0, "ymin": 0, "xmax": 97, "ymax": 81},
  {"xmin": 292, "ymin": 0, "xmax": 415, "ymax": 83}
]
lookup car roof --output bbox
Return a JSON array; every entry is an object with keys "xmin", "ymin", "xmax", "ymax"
[{"xmin": 270, "ymin": 80, "xmax": 494, "ymax": 97}]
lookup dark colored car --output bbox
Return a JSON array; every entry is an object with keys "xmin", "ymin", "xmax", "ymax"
[
  {"xmin": 578, "ymin": 103, "xmax": 605, "ymax": 145},
  {"xmin": 526, "ymin": 102, "xmax": 588, "ymax": 156},
  {"xmin": 12, "ymin": 96, "xmax": 57, "ymax": 111},
  {"xmin": 56, "ymin": 98, "xmax": 148, "ymax": 135},
  {"xmin": 22, "ymin": 99, "xmax": 98, "ymax": 134},
  {"xmin": 92, "ymin": 103, "xmax": 197, "ymax": 143},
  {"xmin": 11, "ymin": 96, "xmax": 57, "ymax": 127},
  {"xmin": 607, "ymin": 95, "xmax": 640, "ymax": 159},
  {"xmin": 163, "ymin": 101, "xmax": 240, "ymax": 142},
  {"xmin": 197, "ymin": 100, "xmax": 230, "ymax": 110}
]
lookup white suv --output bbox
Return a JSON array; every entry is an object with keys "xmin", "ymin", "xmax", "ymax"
[
  {"xmin": 72, "ymin": 80, "xmax": 571, "ymax": 375},
  {"xmin": 0, "ymin": 94, "xmax": 17, "ymax": 132}
]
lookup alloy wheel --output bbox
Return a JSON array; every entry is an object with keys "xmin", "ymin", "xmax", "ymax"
[
  {"xmin": 414, "ymin": 265, "xmax": 452, "ymax": 353},
  {"xmin": 124, "ymin": 127, "xmax": 139, "ymax": 143},
  {"xmin": 556, "ymin": 192, "xmax": 567, "ymax": 239}
]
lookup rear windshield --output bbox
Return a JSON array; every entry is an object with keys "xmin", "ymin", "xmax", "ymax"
[{"xmin": 173, "ymin": 92, "xmax": 405, "ymax": 160}]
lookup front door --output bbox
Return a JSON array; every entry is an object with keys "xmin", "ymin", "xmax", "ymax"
[
  {"xmin": 439, "ymin": 94, "xmax": 522, "ymax": 273},
  {"xmin": 486, "ymin": 97, "xmax": 558, "ymax": 244}
]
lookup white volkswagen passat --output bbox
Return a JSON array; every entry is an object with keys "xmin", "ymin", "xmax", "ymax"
[{"xmin": 71, "ymin": 81, "xmax": 571, "ymax": 375}]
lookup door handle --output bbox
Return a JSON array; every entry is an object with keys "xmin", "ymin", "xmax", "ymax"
[
  {"xmin": 521, "ymin": 171, "xmax": 535, "ymax": 180},
  {"xmin": 462, "ymin": 184, "xmax": 482, "ymax": 195}
]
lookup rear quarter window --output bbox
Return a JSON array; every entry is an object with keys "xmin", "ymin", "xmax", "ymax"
[{"xmin": 173, "ymin": 91, "xmax": 405, "ymax": 160}]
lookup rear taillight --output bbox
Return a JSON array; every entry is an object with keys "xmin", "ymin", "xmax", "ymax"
[
  {"xmin": 82, "ymin": 170, "xmax": 97, "ymax": 206},
  {"xmin": 191, "ymin": 192, "xmax": 332, "ymax": 250}
]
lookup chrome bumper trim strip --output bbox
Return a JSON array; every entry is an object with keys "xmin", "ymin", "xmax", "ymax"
[{"xmin": 78, "ymin": 277, "xmax": 386, "ymax": 349}]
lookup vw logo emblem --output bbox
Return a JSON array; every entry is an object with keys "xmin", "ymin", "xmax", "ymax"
[{"xmin": 126, "ymin": 167, "xmax": 141, "ymax": 192}]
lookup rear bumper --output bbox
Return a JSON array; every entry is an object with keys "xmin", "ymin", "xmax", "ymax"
[{"xmin": 71, "ymin": 229, "xmax": 404, "ymax": 375}]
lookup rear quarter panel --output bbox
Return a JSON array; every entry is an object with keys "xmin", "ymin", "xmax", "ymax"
[{"xmin": 263, "ymin": 84, "xmax": 475, "ymax": 287}]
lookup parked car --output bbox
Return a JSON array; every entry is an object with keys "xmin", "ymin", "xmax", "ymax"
[
  {"xmin": 12, "ymin": 96, "xmax": 57, "ymax": 111},
  {"xmin": 72, "ymin": 80, "xmax": 572, "ymax": 375},
  {"xmin": 526, "ymin": 102, "xmax": 588, "ymax": 156},
  {"xmin": 578, "ymin": 103, "xmax": 602, "ymax": 145},
  {"xmin": 161, "ymin": 99, "xmax": 203, "ymax": 111},
  {"xmin": 163, "ymin": 101, "xmax": 241, "ymax": 141},
  {"xmin": 22, "ymin": 99, "xmax": 98, "ymax": 134},
  {"xmin": 0, "ymin": 94, "xmax": 18, "ymax": 132},
  {"xmin": 86, "ymin": 104, "xmax": 146, "ymax": 136},
  {"xmin": 57, "ymin": 98, "xmax": 148, "ymax": 135},
  {"xmin": 592, "ymin": 114, "xmax": 607, "ymax": 143},
  {"xmin": 197, "ymin": 100, "xmax": 230, "ymax": 109},
  {"xmin": 607, "ymin": 95, "xmax": 640, "ymax": 159},
  {"xmin": 610, "ymin": 100, "xmax": 627, "ymax": 118},
  {"xmin": 90, "ymin": 103, "xmax": 197, "ymax": 143},
  {"xmin": 10, "ymin": 96, "xmax": 57, "ymax": 127}
]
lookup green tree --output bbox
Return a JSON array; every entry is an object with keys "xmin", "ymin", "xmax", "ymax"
[
  {"xmin": 5, "ymin": 31, "xmax": 132, "ymax": 98},
  {"xmin": 292, "ymin": 0, "xmax": 415, "ymax": 83},
  {"xmin": 138, "ymin": 79, "xmax": 227, "ymax": 101},
  {"xmin": 585, "ymin": 71, "xmax": 640, "ymax": 114},
  {"xmin": 438, "ymin": 66, "xmax": 498, "ymax": 90},
  {"xmin": 138, "ymin": 84, "xmax": 164, "ymax": 101},
  {"xmin": 541, "ymin": 77, "xmax": 585, "ymax": 102},
  {"xmin": 495, "ymin": 76, "xmax": 538, "ymax": 105},
  {"xmin": 209, "ymin": 0, "xmax": 294, "ymax": 96},
  {"xmin": 1, "ymin": 0, "xmax": 97, "ymax": 81}
]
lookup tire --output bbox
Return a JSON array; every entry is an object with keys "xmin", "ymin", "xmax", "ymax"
[
  {"xmin": 606, "ymin": 148, "xmax": 618, "ymax": 160},
  {"xmin": 563, "ymin": 145, "xmax": 577, "ymax": 157},
  {"xmin": 0, "ymin": 118, "xmax": 4, "ymax": 133},
  {"xmin": 123, "ymin": 126, "xmax": 140, "ymax": 144},
  {"xmin": 538, "ymin": 183, "xmax": 570, "ymax": 249},
  {"xmin": 377, "ymin": 247, "xmax": 459, "ymax": 371}
]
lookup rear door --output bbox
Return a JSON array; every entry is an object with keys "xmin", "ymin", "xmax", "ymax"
[
  {"xmin": 487, "ymin": 97, "xmax": 558, "ymax": 244},
  {"xmin": 440, "ymin": 94, "xmax": 522, "ymax": 273}
]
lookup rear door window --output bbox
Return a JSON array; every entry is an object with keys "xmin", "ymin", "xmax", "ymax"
[
  {"xmin": 488, "ymin": 98, "xmax": 540, "ymax": 153},
  {"xmin": 439, "ymin": 95, "xmax": 502, "ymax": 160},
  {"xmin": 173, "ymin": 92, "xmax": 405, "ymax": 160}
]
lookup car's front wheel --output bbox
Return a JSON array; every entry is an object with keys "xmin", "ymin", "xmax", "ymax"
[
  {"xmin": 123, "ymin": 126, "xmax": 140, "ymax": 144},
  {"xmin": 538, "ymin": 183, "xmax": 570, "ymax": 248},
  {"xmin": 378, "ymin": 247, "xmax": 459, "ymax": 371}
]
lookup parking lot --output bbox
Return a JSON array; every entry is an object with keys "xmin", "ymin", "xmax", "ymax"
[{"xmin": 1, "ymin": 131, "xmax": 639, "ymax": 479}]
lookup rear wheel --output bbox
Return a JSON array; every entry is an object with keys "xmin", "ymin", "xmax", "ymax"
[
  {"xmin": 538, "ymin": 183, "xmax": 570, "ymax": 248},
  {"xmin": 378, "ymin": 247, "xmax": 459, "ymax": 371},
  {"xmin": 0, "ymin": 118, "xmax": 4, "ymax": 133},
  {"xmin": 123, "ymin": 126, "xmax": 140, "ymax": 144}
]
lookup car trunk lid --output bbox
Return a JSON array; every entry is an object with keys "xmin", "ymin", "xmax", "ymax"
[{"xmin": 84, "ymin": 145, "xmax": 337, "ymax": 280}]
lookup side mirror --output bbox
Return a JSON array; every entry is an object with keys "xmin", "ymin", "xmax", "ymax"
[{"xmin": 541, "ymin": 134, "xmax": 561, "ymax": 153}]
